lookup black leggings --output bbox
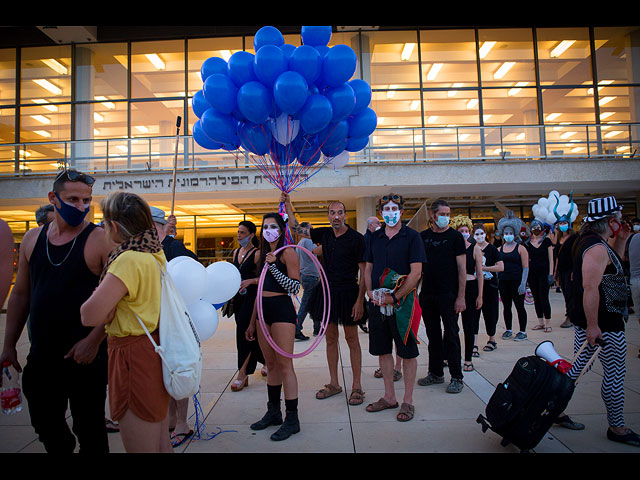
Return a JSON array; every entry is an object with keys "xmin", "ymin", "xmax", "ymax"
[
  {"xmin": 499, "ymin": 279, "xmax": 528, "ymax": 332},
  {"xmin": 528, "ymin": 270, "xmax": 551, "ymax": 319},
  {"xmin": 474, "ymin": 283, "xmax": 499, "ymax": 338},
  {"xmin": 461, "ymin": 280, "xmax": 479, "ymax": 362}
]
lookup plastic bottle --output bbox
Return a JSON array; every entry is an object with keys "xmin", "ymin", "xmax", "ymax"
[{"xmin": 1, "ymin": 362, "xmax": 22, "ymax": 415}]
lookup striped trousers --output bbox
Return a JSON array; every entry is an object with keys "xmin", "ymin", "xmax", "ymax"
[{"xmin": 567, "ymin": 326, "xmax": 627, "ymax": 428}]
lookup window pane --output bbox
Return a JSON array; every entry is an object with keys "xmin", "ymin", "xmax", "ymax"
[
  {"xmin": 21, "ymin": 45, "xmax": 72, "ymax": 104},
  {"xmin": 75, "ymin": 43, "xmax": 128, "ymax": 102},
  {"xmin": 420, "ymin": 29, "xmax": 478, "ymax": 88},
  {"xmin": 20, "ymin": 103, "xmax": 70, "ymax": 143},
  {"xmin": 594, "ymin": 27, "xmax": 640, "ymax": 85},
  {"xmin": 372, "ymin": 87, "xmax": 422, "ymax": 128},
  {"xmin": 131, "ymin": 99, "xmax": 185, "ymax": 137},
  {"xmin": 597, "ymin": 85, "xmax": 638, "ymax": 124},
  {"xmin": 537, "ymin": 27, "xmax": 592, "ymax": 86},
  {"xmin": 188, "ymin": 36, "xmax": 244, "ymax": 94},
  {"xmin": 423, "ymin": 89, "xmax": 479, "ymax": 126},
  {"xmin": 478, "ymin": 28, "xmax": 536, "ymax": 87},
  {"xmin": 0, "ymin": 48, "xmax": 16, "ymax": 106},
  {"xmin": 131, "ymin": 40, "xmax": 185, "ymax": 99},
  {"xmin": 541, "ymin": 88, "xmax": 596, "ymax": 124},
  {"xmin": 77, "ymin": 101, "xmax": 128, "ymax": 140},
  {"xmin": 367, "ymin": 30, "xmax": 420, "ymax": 92},
  {"xmin": 482, "ymin": 87, "xmax": 539, "ymax": 125},
  {"xmin": 0, "ymin": 107, "xmax": 15, "ymax": 144}
]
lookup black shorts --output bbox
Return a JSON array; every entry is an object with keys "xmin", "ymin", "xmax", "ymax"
[
  {"xmin": 309, "ymin": 283, "xmax": 367, "ymax": 327},
  {"xmin": 367, "ymin": 301, "xmax": 419, "ymax": 359},
  {"xmin": 262, "ymin": 295, "xmax": 297, "ymax": 326}
]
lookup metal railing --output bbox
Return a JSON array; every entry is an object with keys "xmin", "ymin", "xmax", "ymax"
[{"xmin": 1, "ymin": 123, "xmax": 638, "ymax": 177}]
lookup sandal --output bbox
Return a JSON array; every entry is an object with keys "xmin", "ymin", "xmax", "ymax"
[
  {"xmin": 366, "ymin": 397, "xmax": 399, "ymax": 413},
  {"xmin": 316, "ymin": 384, "xmax": 343, "ymax": 400},
  {"xmin": 463, "ymin": 362, "xmax": 474, "ymax": 372},
  {"xmin": 544, "ymin": 326, "xmax": 552, "ymax": 333},
  {"xmin": 532, "ymin": 324, "xmax": 545, "ymax": 330},
  {"xmin": 170, "ymin": 429, "xmax": 194, "ymax": 448},
  {"xmin": 397, "ymin": 403, "xmax": 415, "ymax": 422},
  {"xmin": 231, "ymin": 377, "xmax": 248, "ymax": 392},
  {"xmin": 348, "ymin": 389, "xmax": 365, "ymax": 406},
  {"xmin": 393, "ymin": 369, "xmax": 402, "ymax": 382},
  {"xmin": 472, "ymin": 346, "xmax": 480, "ymax": 358},
  {"xmin": 105, "ymin": 418, "xmax": 119, "ymax": 433},
  {"xmin": 483, "ymin": 341, "xmax": 497, "ymax": 352},
  {"xmin": 374, "ymin": 368, "xmax": 383, "ymax": 378}
]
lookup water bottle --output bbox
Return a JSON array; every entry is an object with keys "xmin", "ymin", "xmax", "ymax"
[{"xmin": 1, "ymin": 362, "xmax": 23, "ymax": 415}]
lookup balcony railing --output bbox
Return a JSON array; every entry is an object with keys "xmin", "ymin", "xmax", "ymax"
[{"xmin": 1, "ymin": 123, "xmax": 639, "ymax": 177}]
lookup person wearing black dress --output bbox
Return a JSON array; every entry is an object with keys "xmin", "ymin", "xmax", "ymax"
[
  {"xmin": 230, "ymin": 221, "xmax": 265, "ymax": 392},
  {"xmin": 525, "ymin": 219, "xmax": 555, "ymax": 332}
]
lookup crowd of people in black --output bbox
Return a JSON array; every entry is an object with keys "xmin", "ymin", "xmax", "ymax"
[{"xmin": 1, "ymin": 168, "xmax": 639, "ymax": 452}]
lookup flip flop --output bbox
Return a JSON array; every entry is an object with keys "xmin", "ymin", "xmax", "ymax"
[
  {"xmin": 397, "ymin": 403, "xmax": 415, "ymax": 422},
  {"xmin": 171, "ymin": 430, "xmax": 194, "ymax": 448},
  {"xmin": 532, "ymin": 324, "xmax": 545, "ymax": 330},
  {"xmin": 366, "ymin": 398, "xmax": 399, "ymax": 413},
  {"xmin": 316, "ymin": 384, "xmax": 343, "ymax": 399}
]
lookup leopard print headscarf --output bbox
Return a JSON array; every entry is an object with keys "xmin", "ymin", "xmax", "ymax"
[{"xmin": 100, "ymin": 227, "xmax": 163, "ymax": 283}]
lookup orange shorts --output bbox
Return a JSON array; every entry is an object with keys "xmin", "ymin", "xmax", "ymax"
[{"xmin": 107, "ymin": 332, "xmax": 170, "ymax": 423}]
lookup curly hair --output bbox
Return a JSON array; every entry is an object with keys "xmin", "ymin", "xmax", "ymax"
[
  {"xmin": 450, "ymin": 215, "xmax": 473, "ymax": 232},
  {"xmin": 497, "ymin": 211, "xmax": 524, "ymax": 237}
]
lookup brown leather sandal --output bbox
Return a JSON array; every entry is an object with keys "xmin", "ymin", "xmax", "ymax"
[
  {"xmin": 315, "ymin": 384, "xmax": 342, "ymax": 399},
  {"xmin": 397, "ymin": 403, "xmax": 415, "ymax": 422},
  {"xmin": 366, "ymin": 397, "xmax": 399, "ymax": 413},
  {"xmin": 348, "ymin": 389, "xmax": 365, "ymax": 406}
]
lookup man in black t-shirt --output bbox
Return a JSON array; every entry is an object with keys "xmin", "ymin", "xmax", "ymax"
[
  {"xmin": 417, "ymin": 199, "xmax": 467, "ymax": 394},
  {"xmin": 283, "ymin": 194, "xmax": 367, "ymax": 407}
]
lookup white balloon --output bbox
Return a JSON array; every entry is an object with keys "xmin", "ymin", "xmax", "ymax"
[
  {"xmin": 202, "ymin": 261, "xmax": 242, "ymax": 305},
  {"xmin": 187, "ymin": 300, "xmax": 219, "ymax": 342},
  {"xmin": 538, "ymin": 197, "xmax": 549, "ymax": 208},
  {"xmin": 169, "ymin": 258, "xmax": 207, "ymax": 306},
  {"xmin": 167, "ymin": 255, "xmax": 192, "ymax": 275},
  {"xmin": 328, "ymin": 151, "xmax": 350, "ymax": 170},
  {"xmin": 269, "ymin": 113, "xmax": 300, "ymax": 145}
]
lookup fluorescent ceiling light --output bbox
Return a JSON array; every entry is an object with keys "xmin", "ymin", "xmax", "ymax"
[
  {"xmin": 33, "ymin": 99, "xmax": 57, "ymax": 111},
  {"xmin": 494, "ymin": 62, "xmax": 515, "ymax": 79},
  {"xmin": 33, "ymin": 79, "xmax": 62, "ymax": 95},
  {"xmin": 479, "ymin": 41, "xmax": 496, "ymax": 59},
  {"xmin": 466, "ymin": 99, "xmax": 478, "ymax": 109},
  {"xmin": 599, "ymin": 96, "xmax": 616, "ymax": 106},
  {"xmin": 386, "ymin": 85, "xmax": 398, "ymax": 98},
  {"xmin": 135, "ymin": 125, "xmax": 149, "ymax": 133},
  {"xmin": 546, "ymin": 113, "xmax": 561, "ymax": 121},
  {"xmin": 508, "ymin": 82, "xmax": 529, "ymax": 96},
  {"xmin": 94, "ymin": 129, "xmax": 100, "ymax": 136},
  {"xmin": 95, "ymin": 96, "xmax": 115, "ymax": 109},
  {"xmin": 550, "ymin": 40, "xmax": 576, "ymax": 58},
  {"xmin": 410, "ymin": 100, "xmax": 420, "ymax": 111},
  {"xmin": 42, "ymin": 58, "xmax": 68, "ymax": 75},
  {"xmin": 604, "ymin": 130, "xmax": 623, "ymax": 138},
  {"xmin": 448, "ymin": 83, "xmax": 463, "ymax": 97},
  {"xmin": 94, "ymin": 112, "xmax": 104, "ymax": 122},
  {"xmin": 560, "ymin": 131, "xmax": 576, "ymax": 139},
  {"xmin": 31, "ymin": 115, "xmax": 50, "ymax": 124},
  {"xmin": 401, "ymin": 43, "xmax": 415, "ymax": 61},
  {"xmin": 145, "ymin": 53, "xmax": 165, "ymax": 70},
  {"xmin": 427, "ymin": 63, "xmax": 443, "ymax": 81},
  {"xmin": 34, "ymin": 130, "xmax": 51, "ymax": 138},
  {"xmin": 427, "ymin": 115, "xmax": 438, "ymax": 124},
  {"xmin": 600, "ymin": 112, "xmax": 615, "ymax": 120},
  {"xmin": 117, "ymin": 145, "xmax": 128, "ymax": 153},
  {"xmin": 221, "ymin": 50, "xmax": 233, "ymax": 61}
]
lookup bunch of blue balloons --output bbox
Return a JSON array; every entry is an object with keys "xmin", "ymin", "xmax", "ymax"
[{"xmin": 191, "ymin": 26, "xmax": 376, "ymax": 170}]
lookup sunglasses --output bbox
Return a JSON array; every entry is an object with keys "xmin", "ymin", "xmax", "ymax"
[{"xmin": 55, "ymin": 169, "xmax": 95, "ymax": 187}]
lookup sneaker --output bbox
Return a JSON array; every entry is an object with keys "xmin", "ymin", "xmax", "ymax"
[
  {"xmin": 554, "ymin": 415, "xmax": 585, "ymax": 430},
  {"xmin": 295, "ymin": 332, "xmax": 309, "ymax": 342},
  {"xmin": 513, "ymin": 332, "xmax": 528, "ymax": 341},
  {"xmin": 446, "ymin": 378, "xmax": 464, "ymax": 394},
  {"xmin": 607, "ymin": 428, "xmax": 640, "ymax": 447},
  {"xmin": 417, "ymin": 373, "xmax": 445, "ymax": 386},
  {"xmin": 502, "ymin": 330, "xmax": 513, "ymax": 339}
]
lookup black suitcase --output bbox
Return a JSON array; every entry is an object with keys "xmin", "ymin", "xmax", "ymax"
[{"xmin": 477, "ymin": 340, "xmax": 602, "ymax": 452}]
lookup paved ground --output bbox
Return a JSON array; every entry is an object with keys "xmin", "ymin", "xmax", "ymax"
[{"xmin": 1, "ymin": 290, "xmax": 639, "ymax": 454}]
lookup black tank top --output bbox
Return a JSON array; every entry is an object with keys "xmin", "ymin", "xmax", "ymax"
[
  {"xmin": 262, "ymin": 254, "xmax": 288, "ymax": 295},
  {"xmin": 233, "ymin": 247, "xmax": 258, "ymax": 299},
  {"xmin": 28, "ymin": 222, "xmax": 102, "ymax": 357},
  {"xmin": 465, "ymin": 240, "xmax": 476, "ymax": 277},
  {"xmin": 500, "ymin": 243, "xmax": 523, "ymax": 281}
]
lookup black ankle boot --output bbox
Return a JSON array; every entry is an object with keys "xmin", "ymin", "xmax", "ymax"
[
  {"xmin": 250, "ymin": 402, "xmax": 283, "ymax": 431},
  {"xmin": 270, "ymin": 409, "xmax": 300, "ymax": 441}
]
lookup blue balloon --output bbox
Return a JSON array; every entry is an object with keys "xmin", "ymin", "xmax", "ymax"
[
  {"xmin": 299, "ymin": 94, "xmax": 333, "ymax": 135},
  {"xmin": 321, "ymin": 137, "xmax": 347, "ymax": 157},
  {"xmin": 203, "ymin": 74, "xmax": 238, "ymax": 115},
  {"xmin": 239, "ymin": 121, "xmax": 271, "ymax": 156},
  {"xmin": 213, "ymin": 303, "xmax": 225, "ymax": 310},
  {"xmin": 270, "ymin": 136, "xmax": 296, "ymax": 166},
  {"xmin": 324, "ymin": 83, "xmax": 356, "ymax": 122},
  {"xmin": 345, "ymin": 135, "xmax": 370, "ymax": 152},
  {"xmin": 289, "ymin": 45, "xmax": 322, "ymax": 84},
  {"xmin": 348, "ymin": 107, "xmax": 377, "ymax": 138},
  {"xmin": 296, "ymin": 134, "xmax": 323, "ymax": 166},
  {"xmin": 348, "ymin": 79, "xmax": 372, "ymax": 115},
  {"xmin": 193, "ymin": 119, "xmax": 222, "ymax": 150},
  {"xmin": 301, "ymin": 26, "xmax": 332, "ymax": 47},
  {"xmin": 254, "ymin": 26, "xmax": 285, "ymax": 52},
  {"xmin": 191, "ymin": 90, "xmax": 211, "ymax": 119},
  {"xmin": 323, "ymin": 45, "xmax": 357, "ymax": 88},
  {"xmin": 254, "ymin": 45, "xmax": 288, "ymax": 87},
  {"xmin": 228, "ymin": 51, "xmax": 257, "ymax": 87},
  {"xmin": 318, "ymin": 120, "xmax": 349, "ymax": 148},
  {"xmin": 281, "ymin": 44, "xmax": 296, "ymax": 61},
  {"xmin": 200, "ymin": 108, "xmax": 239, "ymax": 146},
  {"xmin": 237, "ymin": 81, "xmax": 272, "ymax": 124},
  {"xmin": 273, "ymin": 71, "xmax": 309, "ymax": 115},
  {"xmin": 201, "ymin": 57, "xmax": 229, "ymax": 83}
]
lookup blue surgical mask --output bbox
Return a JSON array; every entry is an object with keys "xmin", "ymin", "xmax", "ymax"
[
  {"xmin": 435, "ymin": 215, "xmax": 450, "ymax": 228},
  {"xmin": 503, "ymin": 234, "xmax": 515, "ymax": 243},
  {"xmin": 54, "ymin": 192, "xmax": 90, "ymax": 227},
  {"xmin": 559, "ymin": 224, "xmax": 569, "ymax": 232}
]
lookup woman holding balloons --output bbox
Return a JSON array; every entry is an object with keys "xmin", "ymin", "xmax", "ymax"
[
  {"xmin": 230, "ymin": 221, "xmax": 265, "ymax": 392},
  {"xmin": 246, "ymin": 212, "xmax": 302, "ymax": 441}
]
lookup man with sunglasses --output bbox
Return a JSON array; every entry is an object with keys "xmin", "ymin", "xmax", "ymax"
[
  {"xmin": 282, "ymin": 193, "xmax": 367, "ymax": 407},
  {"xmin": 0, "ymin": 169, "xmax": 112, "ymax": 453}
]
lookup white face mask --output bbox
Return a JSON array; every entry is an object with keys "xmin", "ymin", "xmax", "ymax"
[
  {"xmin": 474, "ymin": 232, "xmax": 486, "ymax": 243},
  {"xmin": 382, "ymin": 202, "xmax": 402, "ymax": 227},
  {"xmin": 634, "ymin": 224, "xmax": 640, "ymax": 232},
  {"xmin": 262, "ymin": 225, "xmax": 281, "ymax": 243}
]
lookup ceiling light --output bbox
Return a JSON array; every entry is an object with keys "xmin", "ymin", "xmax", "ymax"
[
  {"xmin": 600, "ymin": 112, "xmax": 615, "ymax": 120},
  {"xmin": 479, "ymin": 41, "xmax": 496, "ymax": 59},
  {"xmin": 508, "ymin": 82, "xmax": 529, "ymax": 96},
  {"xmin": 494, "ymin": 62, "xmax": 515, "ymax": 79},
  {"xmin": 117, "ymin": 145, "xmax": 128, "ymax": 153},
  {"xmin": 448, "ymin": 83, "xmax": 463, "ymax": 97},
  {"xmin": 427, "ymin": 63, "xmax": 443, "ymax": 81},
  {"xmin": 560, "ymin": 131, "xmax": 576, "ymax": 139},
  {"xmin": 145, "ymin": 53, "xmax": 165, "ymax": 70},
  {"xmin": 34, "ymin": 130, "xmax": 51, "ymax": 138},
  {"xmin": 221, "ymin": 50, "xmax": 233, "ymax": 61},
  {"xmin": 410, "ymin": 100, "xmax": 420, "ymax": 110},
  {"xmin": 599, "ymin": 96, "xmax": 616, "ymax": 106},
  {"xmin": 95, "ymin": 96, "xmax": 115, "ymax": 109},
  {"xmin": 31, "ymin": 115, "xmax": 50, "ymax": 124},
  {"xmin": 604, "ymin": 130, "xmax": 623, "ymax": 138},
  {"xmin": 550, "ymin": 40, "xmax": 576, "ymax": 58},
  {"xmin": 386, "ymin": 85, "xmax": 398, "ymax": 99},
  {"xmin": 427, "ymin": 115, "xmax": 438, "ymax": 124},
  {"xmin": 466, "ymin": 99, "xmax": 478, "ymax": 109},
  {"xmin": 94, "ymin": 112, "xmax": 104, "ymax": 122},
  {"xmin": 135, "ymin": 125, "xmax": 149, "ymax": 133},
  {"xmin": 401, "ymin": 43, "xmax": 416, "ymax": 61},
  {"xmin": 546, "ymin": 113, "xmax": 562, "ymax": 121},
  {"xmin": 33, "ymin": 79, "xmax": 62, "ymax": 95},
  {"xmin": 42, "ymin": 58, "xmax": 68, "ymax": 75},
  {"xmin": 33, "ymin": 99, "xmax": 57, "ymax": 111},
  {"xmin": 94, "ymin": 128, "xmax": 100, "ymax": 136}
]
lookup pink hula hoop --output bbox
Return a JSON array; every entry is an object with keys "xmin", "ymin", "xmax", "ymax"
[{"xmin": 257, "ymin": 245, "xmax": 331, "ymax": 359}]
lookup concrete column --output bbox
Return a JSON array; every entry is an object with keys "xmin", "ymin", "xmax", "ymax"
[
  {"xmin": 73, "ymin": 46, "xmax": 95, "ymax": 170},
  {"xmin": 356, "ymin": 196, "xmax": 377, "ymax": 234}
]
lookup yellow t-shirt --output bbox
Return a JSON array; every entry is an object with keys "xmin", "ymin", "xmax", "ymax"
[{"xmin": 105, "ymin": 250, "xmax": 167, "ymax": 338}]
